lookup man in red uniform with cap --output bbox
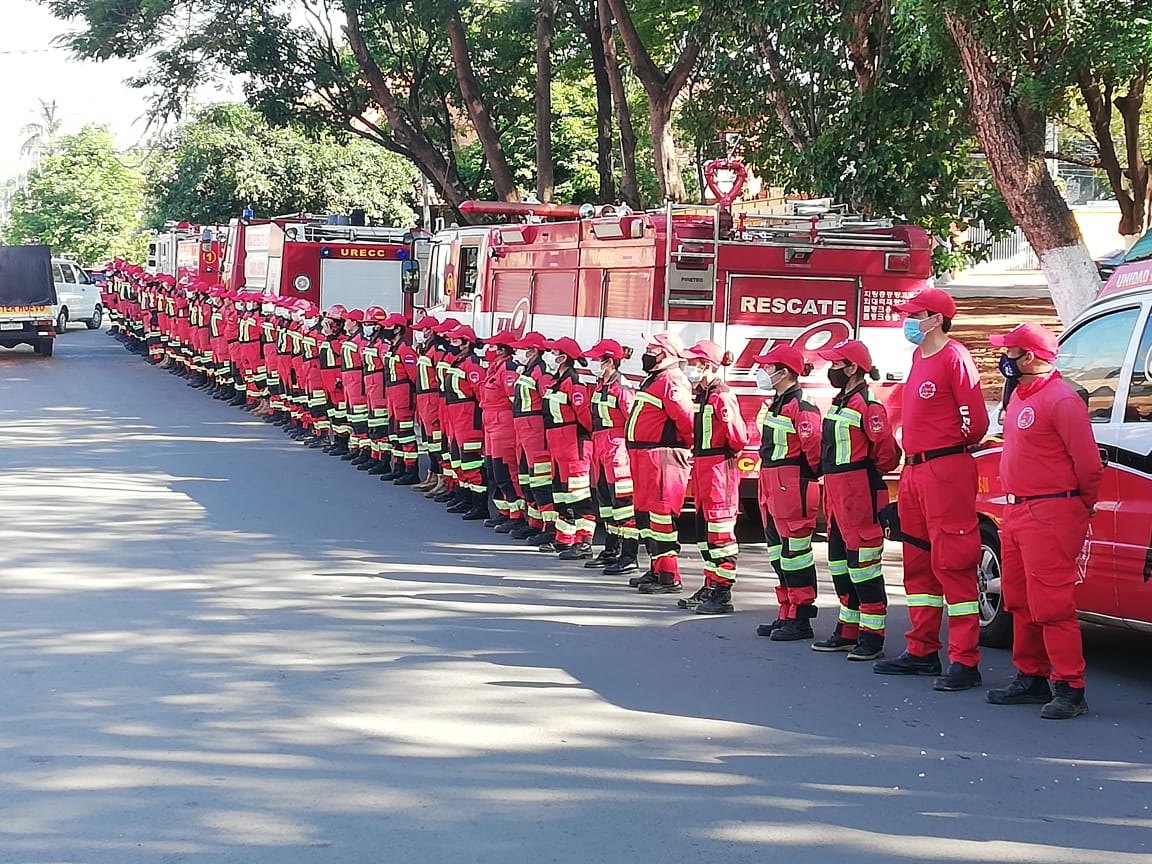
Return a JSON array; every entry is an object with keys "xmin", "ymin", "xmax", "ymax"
[
  {"xmin": 509, "ymin": 332, "xmax": 556, "ymax": 542},
  {"xmin": 412, "ymin": 316, "xmax": 447, "ymax": 493},
  {"xmin": 381, "ymin": 313, "xmax": 421, "ymax": 484},
  {"xmin": 985, "ymin": 323, "xmax": 1102, "ymax": 720},
  {"xmin": 541, "ymin": 337, "xmax": 596, "ymax": 558},
  {"xmin": 626, "ymin": 331, "xmax": 695, "ymax": 593},
  {"xmin": 479, "ymin": 331, "xmax": 524, "ymax": 530},
  {"xmin": 876, "ymin": 288, "xmax": 990, "ymax": 690}
]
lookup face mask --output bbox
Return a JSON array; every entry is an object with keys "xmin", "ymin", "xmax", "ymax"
[
  {"xmin": 305, "ymin": 317, "xmax": 318, "ymax": 328},
  {"xmin": 998, "ymin": 353, "xmax": 1023, "ymax": 379},
  {"xmin": 641, "ymin": 352, "xmax": 659, "ymax": 373},
  {"xmin": 755, "ymin": 368, "xmax": 776, "ymax": 392},
  {"xmin": 903, "ymin": 316, "xmax": 933, "ymax": 346},
  {"xmin": 828, "ymin": 366, "xmax": 851, "ymax": 390},
  {"xmin": 685, "ymin": 365, "xmax": 705, "ymax": 384},
  {"xmin": 599, "ymin": 360, "xmax": 615, "ymax": 378},
  {"xmin": 362, "ymin": 325, "xmax": 376, "ymax": 338}
]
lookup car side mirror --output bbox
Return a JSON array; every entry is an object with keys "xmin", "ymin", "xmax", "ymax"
[{"xmin": 401, "ymin": 259, "xmax": 420, "ymax": 295}]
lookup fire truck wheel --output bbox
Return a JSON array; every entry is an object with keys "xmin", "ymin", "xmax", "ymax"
[
  {"xmin": 86, "ymin": 305, "xmax": 103, "ymax": 330},
  {"xmin": 56, "ymin": 308, "xmax": 68, "ymax": 334},
  {"xmin": 977, "ymin": 518, "xmax": 1012, "ymax": 649}
]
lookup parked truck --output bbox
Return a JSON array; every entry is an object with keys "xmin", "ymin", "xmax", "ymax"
[{"xmin": 0, "ymin": 245, "xmax": 58, "ymax": 357}]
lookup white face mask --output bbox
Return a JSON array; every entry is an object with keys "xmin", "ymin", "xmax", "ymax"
[
  {"xmin": 685, "ymin": 365, "xmax": 705, "ymax": 384},
  {"xmin": 304, "ymin": 317, "xmax": 318, "ymax": 328},
  {"xmin": 755, "ymin": 368, "xmax": 777, "ymax": 392}
]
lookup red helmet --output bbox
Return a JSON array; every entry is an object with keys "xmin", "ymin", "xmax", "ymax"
[{"xmin": 325, "ymin": 304, "xmax": 347, "ymax": 319}]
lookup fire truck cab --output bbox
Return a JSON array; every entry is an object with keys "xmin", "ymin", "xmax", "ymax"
[
  {"xmin": 221, "ymin": 216, "xmax": 425, "ymax": 312},
  {"xmin": 146, "ymin": 223, "xmax": 226, "ymax": 286}
]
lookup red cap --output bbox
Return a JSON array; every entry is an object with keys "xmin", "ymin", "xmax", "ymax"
[
  {"xmin": 382, "ymin": 313, "xmax": 408, "ymax": 328},
  {"xmin": 584, "ymin": 338, "xmax": 626, "ymax": 361},
  {"xmin": 682, "ymin": 339, "xmax": 728, "ymax": 367},
  {"xmin": 893, "ymin": 287, "xmax": 956, "ymax": 319},
  {"xmin": 486, "ymin": 330, "xmax": 518, "ymax": 346},
  {"xmin": 447, "ymin": 324, "xmax": 478, "ymax": 343},
  {"xmin": 432, "ymin": 318, "xmax": 460, "ymax": 334},
  {"xmin": 817, "ymin": 338, "xmax": 872, "ymax": 370},
  {"xmin": 547, "ymin": 336, "xmax": 584, "ymax": 359},
  {"xmin": 512, "ymin": 331, "xmax": 549, "ymax": 352},
  {"xmin": 344, "ymin": 309, "xmax": 365, "ymax": 322},
  {"xmin": 989, "ymin": 322, "xmax": 1058, "ymax": 361},
  {"xmin": 753, "ymin": 345, "xmax": 807, "ymax": 376},
  {"xmin": 413, "ymin": 315, "xmax": 439, "ymax": 330},
  {"xmin": 641, "ymin": 330, "xmax": 685, "ymax": 358}
]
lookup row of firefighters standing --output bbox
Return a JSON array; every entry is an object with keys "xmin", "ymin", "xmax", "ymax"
[{"xmin": 104, "ymin": 262, "xmax": 1101, "ymax": 720}]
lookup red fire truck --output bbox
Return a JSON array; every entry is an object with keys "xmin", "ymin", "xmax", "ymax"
[
  {"xmin": 411, "ymin": 161, "xmax": 932, "ymax": 480},
  {"xmin": 146, "ymin": 223, "xmax": 226, "ymax": 286},
  {"xmin": 220, "ymin": 216, "xmax": 424, "ymax": 311}
]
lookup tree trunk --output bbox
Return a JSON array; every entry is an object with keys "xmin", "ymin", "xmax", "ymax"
[
  {"xmin": 1116, "ymin": 73, "xmax": 1150, "ymax": 238},
  {"xmin": 1077, "ymin": 70, "xmax": 1135, "ymax": 234},
  {"xmin": 597, "ymin": 0, "xmax": 639, "ymax": 207},
  {"xmin": 605, "ymin": 0, "xmax": 710, "ymax": 202},
  {"xmin": 445, "ymin": 12, "xmax": 521, "ymax": 202},
  {"xmin": 946, "ymin": 12, "xmax": 1098, "ymax": 325},
  {"xmin": 583, "ymin": 0, "xmax": 616, "ymax": 202},
  {"xmin": 535, "ymin": 0, "xmax": 557, "ymax": 202},
  {"xmin": 844, "ymin": 0, "xmax": 883, "ymax": 94},
  {"xmin": 342, "ymin": 3, "xmax": 474, "ymax": 217}
]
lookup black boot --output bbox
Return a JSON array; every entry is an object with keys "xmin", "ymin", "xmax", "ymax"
[
  {"xmin": 328, "ymin": 436, "xmax": 350, "ymax": 456},
  {"xmin": 811, "ymin": 623, "xmax": 856, "ymax": 652},
  {"xmin": 677, "ymin": 585, "xmax": 713, "ymax": 610},
  {"xmin": 462, "ymin": 491, "xmax": 490, "ymax": 521},
  {"xmin": 483, "ymin": 511, "xmax": 508, "ymax": 528},
  {"xmin": 509, "ymin": 522, "xmax": 537, "ymax": 540},
  {"xmin": 696, "ymin": 586, "xmax": 734, "ymax": 615},
  {"xmin": 603, "ymin": 539, "xmax": 639, "ymax": 576},
  {"xmin": 340, "ymin": 446, "xmax": 361, "ymax": 461},
  {"xmin": 771, "ymin": 606, "xmax": 817, "ymax": 641},
  {"xmin": 628, "ymin": 569, "xmax": 654, "ymax": 588},
  {"xmin": 433, "ymin": 486, "xmax": 457, "ymax": 503},
  {"xmin": 378, "ymin": 459, "xmax": 401, "ymax": 481},
  {"xmin": 446, "ymin": 491, "xmax": 472, "ymax": 513},
  {"xmin": 933, "ymin": 662, "xmax": 983, "ymax": 692},
  {"xmin": 847, "ymin": 632, "xmax": 885, "ymax": 661},
  {"xmin": 558, "ymin": 541, "xmax": 593, "ymax": 560},
  {"xmin": 584, "ymin": 535, "xmax": 622, "ymax": 569},
  {"xmin": 873, "ymin": 650, "xmax": 942, "ymax": 677},
  {"xmin": 393, "ymin": 468, "xmax": 421, "ymax": 486},
  {"xmin": 494, "ymin": 518, "xmax": 518, "ymax": 534},
  {"xmin": 987, "ymin": 673, "xmax": 1052, "ymax": 706},
  {"xmin": 638, "ymin": 574, "xmax": 681, "ymax": 594},
  {"xmin": 367, "ymin": 460, "xmax": 390, "ymax": 475},
  {"xmin": 1041, "ymin": 682, "xmax": 1088, "ymax": 719}
]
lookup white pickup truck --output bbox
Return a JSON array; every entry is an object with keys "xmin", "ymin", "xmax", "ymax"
[{"xmin": 0, "ymin": 244, "xmax": 58, "ymax": 357}]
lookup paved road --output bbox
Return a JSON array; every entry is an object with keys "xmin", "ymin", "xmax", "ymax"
[{"xmin": 1, "ymin": 331, "xmax": 1149, "ymax": 864}]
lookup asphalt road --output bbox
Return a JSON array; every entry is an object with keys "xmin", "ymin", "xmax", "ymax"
[{"xmin": 1, "ymin": 329, "xmax": 1149, "ymax": 864}]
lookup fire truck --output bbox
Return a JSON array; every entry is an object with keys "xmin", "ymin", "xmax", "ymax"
[
  {"xmin": 220, "ymin": 215, "xmax": 424, "ymax": 311},
  {"xmin": 146, "ymin": 223, "xmax": 226, "ymax": 286},
  {"xmin": 411, "ymin": 160, "xmax": 933, "ymax": 479}
]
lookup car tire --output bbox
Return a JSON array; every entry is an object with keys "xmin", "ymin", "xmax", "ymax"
[
  {"xmin": 977, "ymin": 519, "xmax": 1013, "ymax": 648},
  {"xmin": 86, "ymin": 305, "xmax": 103, "ymax": 330},
  {"xmin": 38, "ymin": 338, "xmax": 54, "ymax": 358},
  {"xmin": 56, "ymin": 308, "xmax": 68, "ymax": 333}
]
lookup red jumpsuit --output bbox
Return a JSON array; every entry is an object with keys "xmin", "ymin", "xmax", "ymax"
[
  {"xmin": 443, "ymin": 351, "xmax": 486, "ymax": 493},
  {"xmin": 415, "ymin": 342, "xmax": 445, "ymax": 477},
  {"xmin": 285, "ymin": 325, "xmax": 305, "ymax": 424},
  {"xmin": 626, "ymin": 367, "xmax": 695, "ymax": 585},
  {"xmin": 898, "ymin": 340, "xmax": 990, "ymax": 666},
  {"xmin": 223, "ymin": 304, "xmax": 241, "ymax": 389},
  {"xmin": 692, "ymin": 379, "xmax": 750, "ymax": 587},
  {"xmin": 209, "ymin": 306, "xmax": 228, "ymax": 384},
  {"xmin": 300, "ymin": 326, "xmax": 325, "ymax": 435},
  {"xmin": 341, "ymin": 335, "xmax": 369, "ymax": 451},
  {"xmin": 237, "ymin": 312, "xmax": 262, "ymax": 403},
  {"xmin": 758, "ymin": 385, "xmax": 823, "ymax": 621},
  {"xmin": 590, "ymin": 373, "xmax": 637, "ymax": 543},
  {"xmin": 319, "ymin": 334, "xmax": 345, "ymax": 436},
  {"xmin": 262, "ymin": 316, "xmax": 283, "ymax": 413},
  {"xmin": 481, "ymin": 355, "xmax": 522, "ymax": 522},
  {"xmin": 362, "ymin": 336, "xmax": 388, "ymax": 461},
  {"xmin": 385, "ymin": 340, "xmax": 420, "ymax": 473},
  {"xmin": 822, "ymin": 384, "xmax": 901, "ymax": 642},
  {"xmin": 513, "ymin": 361, "xmax": 556, "ymax": 531},
  {"xmin": 544, "ymin": 368, "xmax": 595, "ymax": 546},
  {"xmin": 1000, "ymin": 371, "xmax": 1103, "ymax": 689},
  {"xmin": 438, "ymin": 350, "xmax": 460, "ymax": 487}
]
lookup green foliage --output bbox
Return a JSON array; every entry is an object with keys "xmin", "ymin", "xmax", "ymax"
[
  {"xmin": 3, "ymin": 125, "xmax": 146, "ymax": 265},
  {"xmin": 144, "ymin": 104, "xmax": 420, "ymax": 227}
]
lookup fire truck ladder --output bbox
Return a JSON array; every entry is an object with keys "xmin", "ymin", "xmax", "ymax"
[{"xmin": 662, "ymin": 202, "xmax": 719, "ymax": 328}]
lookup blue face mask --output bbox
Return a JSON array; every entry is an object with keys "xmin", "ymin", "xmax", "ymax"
[
  {"xmin": 903, "ymin": 317, "xmax": 926, "ymax": 346},
  {"xmin": 998, "ymin": 353, "xmax": 1023, "ymax": 379}
]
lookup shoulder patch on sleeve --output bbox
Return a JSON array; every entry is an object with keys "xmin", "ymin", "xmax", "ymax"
[
  {"xmin": 571, "ymin": 390, "xmax": 585, "ymax": 406},
  {"xmin": 468, "ymin": 370, "xmax": 481, "ymax": 383},
  {"xmin": 869, "ymin": 414, "xmax": 885, "ymax": 434}
]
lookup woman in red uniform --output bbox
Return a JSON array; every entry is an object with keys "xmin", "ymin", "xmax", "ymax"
[
  {"xmin": 625, "ymin": 331, "xmax": 695, "ymax": 594},
  {"xmin": 509, "ymin": 332, "xmax": 556, "ymax": 543},
  {"xmin": 479, "ymin": 331, "xmax": 525, "ymax": 531},
  {"xmin": 541, "ymin": 337, "xmax": 596, "ymax": 558},
  {"xmin": 359, "ymin": 308, "xmax": 389, "ymax": 471},
  {"xmin": 815, "ymin": 339, "xmax": 901, "ymax": 661},
  {"xmin": 584, "ymin": 339, "xmax": 638, "ymax": 573},
  {"xmin": 442, "ymin": 325, "xmax": 490, "ymax": 520},
  {"xmin": 677, "ymin": 340, "xmax": 749, "ymax": 614},
  {"xmin": 751, "ymin": 346, "xmax": 823, "ymax": 640}
]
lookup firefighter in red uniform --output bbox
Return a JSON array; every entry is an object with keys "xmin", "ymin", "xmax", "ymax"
[
  {"xmin": 876, "ymin": 288, "xmax": 990, "ymax": 689},
  {"xmin": 442, "ymin": 325, "xmax": 489, "ymax": 520},
  {"xmin": 434, "ymin": 319, "xmax": 466, "ymax": 506},
  {"xmin": 412, "ymin": 316, "xmax": 447, "ymax": 495},
  {"xmin": 381, "ymin": 313, "xmax": 421, "ymax": 484},
  {"xmin": 319, "ymin": 305, "xmax": 348, "ymax": 455},
  {"xmin": 985, "ymin": 323, "xmax": 1103, "ymax": 720},
  {"xmin": 584, "ymin": 339, "xmax": 638, "ymax": 574},
  {"xmin": 359, "ymin": 308, "xmax": 389, "ymax": 472},
  {"xmin": 677, "ymin": 340, "xmax": 749, "ymax": 614},
  {"xmin": 812, "ymin": 339, "xmax": 902, "ymax": 659},
  {"xmin": 541, "ymin": 337, "xmax": 596, "ymax": 558},
  {"xmin": 509, "ymin": 332, "xmax": 556, "ymax": 543},
  {"xmin": 297, "ymin": 302, "xmax": 327, "ymax": 448},
  {"xmin": 339, "ymin": 310, "xmax": 371, "ymax": 464},
  {"xmin": 479, "ymin": 331, "xmax": 524, "ymax": 531},
  {"xmin": 750, "ymin": 346, "xmax": 822, "ymax": 637},
  {"xmin": 222, "ymin": 292, "xmax": 245, "ymax": 406},
  {"xmin": 626, "ymin": 331, "xmax": 694, "ymax": 594}
]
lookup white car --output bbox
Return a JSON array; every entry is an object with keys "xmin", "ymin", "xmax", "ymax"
[{"xmin": 52, "ymin": 257, "xmax": 102, "ymax": 331}]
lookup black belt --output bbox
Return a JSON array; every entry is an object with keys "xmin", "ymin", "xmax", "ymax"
[
  {"xmin": 1006, "ymin": 490, "xmax": 1080, "ymax": 505},
  {"xmin": 906, "ymin": 445, "xmax": 966, "ymax": 465}
]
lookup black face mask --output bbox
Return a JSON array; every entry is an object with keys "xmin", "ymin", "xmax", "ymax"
[
  {"xmin": 641, "ymin": 353, "xmax": 659, "ymax": 373},
  {"xmin": 998, "ymin": 353, "xmax": 1023, "ymax": 379},
  {"xmin": 828, "ymin": 366, "xmax": 851, "ymax": 390}
]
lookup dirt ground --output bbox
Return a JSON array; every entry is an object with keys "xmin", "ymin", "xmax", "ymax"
[{"xmin": 949, "ymin": 294, "xmax": 1062, "ymax": 393}]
